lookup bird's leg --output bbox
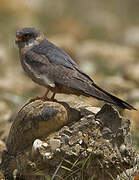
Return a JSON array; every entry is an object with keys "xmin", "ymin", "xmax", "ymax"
[
  {"xmin": 43, "ymin": 89, "xmax": 50, "ymax": 100},
  {"xmin": 28, "ymin": 89, "xmax": 50, "ymax": 102},
  {"xmin": 19, "ymin": 89, "xmax": 50, "ymax": 112},
  {"xmin": 50, "ymin": 92, "xmax": 57, "ymax": 102}
]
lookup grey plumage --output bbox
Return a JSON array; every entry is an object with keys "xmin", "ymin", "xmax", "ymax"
[{"xmin": 16, "ymin": 27, "xmax": 136, "ymax": 110}]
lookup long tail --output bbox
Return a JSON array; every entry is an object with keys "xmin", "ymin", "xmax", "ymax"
[{"xmin": 85, "ymin": 83, "xmax": 136, "ymax": 110}]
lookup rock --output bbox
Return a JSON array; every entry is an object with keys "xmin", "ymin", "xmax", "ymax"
[
  {"xmin": 5, "ymin": 100, "xmax": 80, "ymax": 155},
  {"xmin": 1, "ymin": 100, "xmax": 137, "ymax": 180},
  {"xmin": 49, "ymin": 138, "xmax": 61, "ymax": 151},
  {"xmin": 120, "ymin": 144, "xmax": 127, "ymax": 155},
  {"xmin": 32, "ymin": 139, "xmax": 43, "ymax": 157}
]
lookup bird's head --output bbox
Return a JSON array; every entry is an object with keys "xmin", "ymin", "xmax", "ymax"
[{"xmin": 15, "ymin": 27, "xmax": 44, "ymax": 49}]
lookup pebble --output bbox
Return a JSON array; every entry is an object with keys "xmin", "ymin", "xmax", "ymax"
[
  {"xmin": 87, "ymin": 148, "xmax": 92, "ymax": 152},
  {"xmin": 32, "ymin": 139, "xmax": 43, "ymax": 156},
  {"xmin": 44, "ymin": 152, "xmax": 52, "ymax": 159},
  {"xmin": 49, "ymin": 139, "xmax": 61, "ymax": 151},
  {"xmin": 120, "ymin": 144, "xmax": 127, "ymax": 154}
]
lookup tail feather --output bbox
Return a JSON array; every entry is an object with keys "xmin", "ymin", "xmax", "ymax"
[{"xmin": 86, "ymin": 83, "xmax": 136, "ymax": 110}]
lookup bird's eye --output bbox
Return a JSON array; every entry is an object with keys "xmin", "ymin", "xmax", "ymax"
[{"xmin": 23, "ymin": 34, "xmax": 30, "ymax": 39}]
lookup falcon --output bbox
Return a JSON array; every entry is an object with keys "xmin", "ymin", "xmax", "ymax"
[{"xmin": 15, "ymin": 27, "xmax": 136, "ymax": 110}]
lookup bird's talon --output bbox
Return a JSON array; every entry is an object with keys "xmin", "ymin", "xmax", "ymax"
[{"xmin": 52, "ymin": 98, "xmax": 57, "ymax": 102}]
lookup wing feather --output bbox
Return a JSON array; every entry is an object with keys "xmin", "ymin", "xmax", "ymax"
[
  {"xmin": 32, "ymin": 39, "xmax": 78, "ymax": 69},
  {"xmin": 21, "ymin": 50, "xmax": 55, "ymax": 87}
]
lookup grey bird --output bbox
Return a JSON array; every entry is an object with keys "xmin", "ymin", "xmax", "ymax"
[{"xmin": 15, "ymin": 27, "xmax": 136, "ymax": 110}]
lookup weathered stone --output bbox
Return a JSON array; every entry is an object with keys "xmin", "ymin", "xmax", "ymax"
[
  {"xmin": 1, "ymin": 100, "xmax": 137, "ymax": 180},
  {"xmin": 49, "ymin": 138, "xmax": 61, "ymax": 151}
]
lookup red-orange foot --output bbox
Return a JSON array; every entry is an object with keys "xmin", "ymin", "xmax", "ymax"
[
  {"xmin": 28, "ymin": 96, "xmax": 49, "ymax": 103},
  {"xmin": 49, "ymin": 98, "xmax": 58, "ymax": 102},
  {"xmin": 19, "ymin": 91, "xmax": 57, "ymax": 112},
  {"xmin": 19, "ymin": 96, "xmax": 49, "ymax": 113}
]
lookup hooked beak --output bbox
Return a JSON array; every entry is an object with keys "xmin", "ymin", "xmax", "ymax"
[{"xmin": 15, "ymin": 36, "xmax": 22, "ymax": 44}]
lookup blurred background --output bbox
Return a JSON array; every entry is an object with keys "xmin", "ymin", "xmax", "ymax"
[{"xmin": 0, "ymin": 0, "xmax": 139, "ymax": 161}]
